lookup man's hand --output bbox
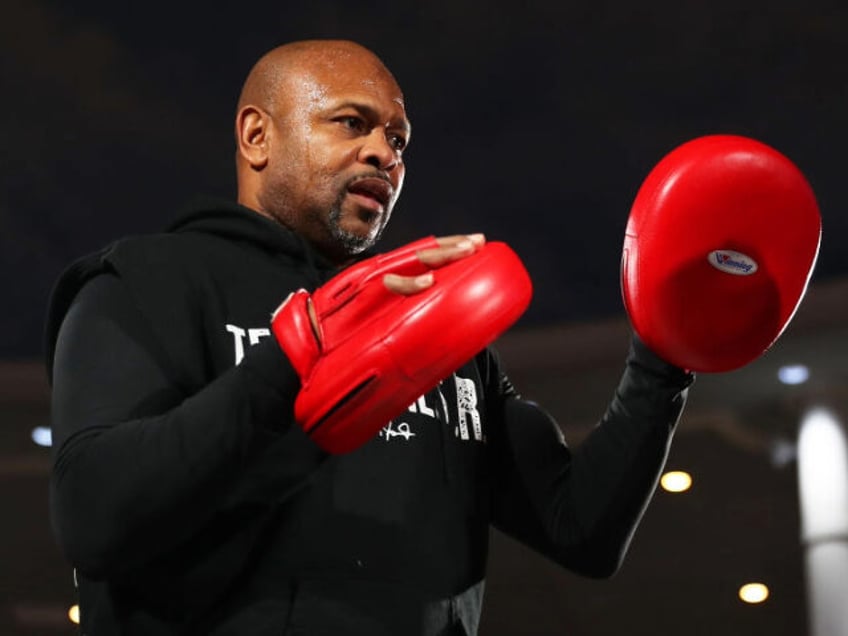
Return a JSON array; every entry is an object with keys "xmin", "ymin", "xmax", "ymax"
[
  {"xmin": 382, "ymin": 233, "xmax": 486, "ymax": 294},
  {"xmin": 307, "ymin": 234, "xmax": 486, "ymax": 332}
]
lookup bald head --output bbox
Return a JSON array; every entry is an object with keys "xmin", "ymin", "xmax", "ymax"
[
  {"xmin": 233, "ymin": 40, "xmax": 410, "ymax": 263},
  {"xmin": 237, "ymin": 40, "xmax": 400, "ymax": 115}
]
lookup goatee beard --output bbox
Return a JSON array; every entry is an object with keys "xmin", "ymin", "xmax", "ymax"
[{"xmin": 327, "ymin": 199, "xmax": 386, "ymax": 256}]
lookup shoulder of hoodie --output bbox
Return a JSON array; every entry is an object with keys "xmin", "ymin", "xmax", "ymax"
[
  {"xmin": 103, "ymin": 231, "xmax": 232, "ymax": 280},
  {"xmin": 44, "ymin": 231, "xmax": 254, "ymax": 368}
]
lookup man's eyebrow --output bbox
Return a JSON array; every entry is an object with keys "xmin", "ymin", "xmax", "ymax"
[{"xmin": 332, "ymin": 101, "xmax": 411, "ymax": 133}]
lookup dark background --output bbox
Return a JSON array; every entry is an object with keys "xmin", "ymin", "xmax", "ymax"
[
  {"xmin": 2, "ymin": 1, "xmax": 847, "ymax": 634},
  {"xmin": 2, "ymin": 0, "xmax": 846, "ymax": 357}
]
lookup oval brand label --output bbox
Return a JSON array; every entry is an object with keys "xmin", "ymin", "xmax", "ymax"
[{"xmin": 708, "ymin": 250, "xmax": 758, "ymax": 276}]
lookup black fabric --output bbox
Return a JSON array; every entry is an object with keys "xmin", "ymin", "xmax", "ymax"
[{"xmin": 45, "ymin": 198, "xmax": 694, "ymax": 635}]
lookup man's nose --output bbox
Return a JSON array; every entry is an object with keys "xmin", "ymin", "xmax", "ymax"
[{"xmin": 358, "ymin": 128, "xmax": 400, "ymax": 171}]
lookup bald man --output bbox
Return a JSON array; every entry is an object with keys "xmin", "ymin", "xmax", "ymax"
[
  {"xmin": 236, "ymin": 41, "xmax": 410, "ymax": 262},
  {"xmin": 45, "ymin": 40, "xmax": 693, "ymax": 635}
]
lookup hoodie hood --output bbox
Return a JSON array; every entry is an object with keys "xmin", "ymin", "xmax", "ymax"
[
  {"xmin": 168, "ymin": 197, "xmax": 340, "ymax": 278},
  {"xmin": 44, "ymin": 197, "xmax": 338, "ymax": 382}
]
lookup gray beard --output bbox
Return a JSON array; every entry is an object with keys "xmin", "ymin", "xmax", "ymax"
[{"xmin": 327, "ymin": 195, "xmax": 386, "ymax": 256}]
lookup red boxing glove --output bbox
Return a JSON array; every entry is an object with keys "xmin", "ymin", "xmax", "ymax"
[
  {"xmin": 271, "ymin": 237, "xmax": 532, "ymax": 453},
  {"xmin": 621, "ymin": 135, "xmax": 821, "ymax": 372}
]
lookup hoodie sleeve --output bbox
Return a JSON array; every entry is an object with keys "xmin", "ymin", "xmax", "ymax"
[
  {"xmin": 50, "ymin": 273, "xmax": 328, "ymax": 579},
  {"xmin": 490, "ymin": 338, "xmax": 694, "ymax": 578}
]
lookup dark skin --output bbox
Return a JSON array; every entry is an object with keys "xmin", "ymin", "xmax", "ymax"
[{"xmin": 234, "ymin": 40, "xmax": 484, "ymax": 301}]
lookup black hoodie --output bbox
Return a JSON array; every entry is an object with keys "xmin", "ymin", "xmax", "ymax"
[{"xmin": 45, "ymin": 199, "xmax": 693, "ymax": 635}]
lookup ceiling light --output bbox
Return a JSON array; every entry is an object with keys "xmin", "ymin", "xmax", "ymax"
[
  {"xmin": 660, "ymin": 470, "xmax": 692, "ymax": 493},
  {"xmin": 739, "ymin": 582, "xmax": 769, "ymax": 604},
  {"xmin": 68, "ymin": 605, "xmax": 80, "ymax": 625},
  {"xmin": 778, "ymin": 364, "xmax": 809, "ymax": 385},
  {"xmin": 31, "ymin": 426, "xmax": 52, "ymax": 447}
]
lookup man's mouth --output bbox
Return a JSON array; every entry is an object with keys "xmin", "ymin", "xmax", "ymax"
[{"xmin": 346, "ymin": 177, "xmax": 392, "ymax": 212}]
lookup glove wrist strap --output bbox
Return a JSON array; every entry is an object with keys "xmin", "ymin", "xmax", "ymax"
[{"xmin": 271, "ymin": 290, "xmax": 320, "ymax": 381}]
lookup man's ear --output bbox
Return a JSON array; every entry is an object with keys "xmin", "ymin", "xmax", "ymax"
[{"xmin": 235, "ymin": 105, "xmax": 270, "ymax": 170}]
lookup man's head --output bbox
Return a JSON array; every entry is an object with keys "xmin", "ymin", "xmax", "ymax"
[{"xmin": 235, "ymin": 40, "xmax": 410, "ymax": 264}]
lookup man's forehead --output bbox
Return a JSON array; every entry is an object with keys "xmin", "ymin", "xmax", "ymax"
[
  {"xmin": 291, "ymin": 66, "xmax": 409, "ymax": 123},
  {"xmin": 310, "ymin": 59, "xmax": 402, "ymax": 96}
]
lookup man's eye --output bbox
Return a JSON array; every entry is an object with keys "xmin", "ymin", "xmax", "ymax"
[
  {"xmin": 388, "ymin": 133, "xmax": 407, "ymax": 151},
  {"xmin": 339, "ymin": 116, "xmax": 365, "ymax": 131}
]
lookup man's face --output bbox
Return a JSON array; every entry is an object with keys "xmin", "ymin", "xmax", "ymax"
[{"xmin": 258, "ymin": 54, "xmax": 410, "ymax": 261}]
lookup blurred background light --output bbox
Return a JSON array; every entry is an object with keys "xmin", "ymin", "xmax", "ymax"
[
  {"xmin": 739, "ymin": 582, "xmax": 769, "ymax": 604},
  {"xmin": 31, "ymin": 426, "xmax": 52, "ymax": 447},
  {"xmin": 798, "ymin": 407, "xmax": 848, "ymax": 538},
  {"xmin": 778, "ymin": 364, "xmax": 810, "ymax": 385},
  {"xmin": 660, "ymin": 471, "xmax": 692, "ymax": 493},
  {"xmin": 769, "ymin": 437, "xmax": 798, "ymax": 469}
]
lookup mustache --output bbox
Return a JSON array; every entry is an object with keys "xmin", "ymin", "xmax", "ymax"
[{"xmin": 345, "ymin": 171, "xmax": 393, "ymax": 188}]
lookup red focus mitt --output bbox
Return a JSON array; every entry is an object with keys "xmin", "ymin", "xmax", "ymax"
[
  {"xmin": 271, "ymin": 237, "xmax": 532, "ymax": 453},
  {"xmin": 621, "ymin": 135, "xmax": 822, "ymax": 372}
]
